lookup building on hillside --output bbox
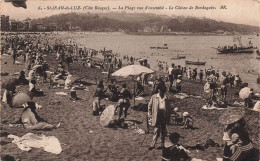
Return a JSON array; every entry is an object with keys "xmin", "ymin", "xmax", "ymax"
[
  {"xmin": 143, "ymin": 26, "xmax": 152, "ymax": 32},
  {"xmin": 10, "ymin": 20, "xmax": 18, "ymax": 31},
  {"xmin": 151, "ymin": 26, "xmax": 159, "ymax": 32},
  {"xmin": 17, "ymin": 21, "xmax": 25, "ymax": 31},
  {"xmin": 160, "ymin": 25, "xmax": 168, "ymax": 32},
  {"xmin": 23, "ymin": 18, "xmax": 32, "ymax": 31},
  {"xmin": 1, "ymin": 15, "xmax": 10, "ymax": 31}
]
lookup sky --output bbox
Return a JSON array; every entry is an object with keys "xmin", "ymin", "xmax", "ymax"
[{"xmin": 0, "ymin": 0, "xmax": 259, "ymax": 26}]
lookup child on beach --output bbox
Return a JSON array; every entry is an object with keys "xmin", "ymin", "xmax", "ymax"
[
  {"xmin": 181, "ymin": 112, "xmax": 193, "ymax": 129},
  {"xmin": 171, "ymin": 107, "xmax": 182, "ymax": 125},
  {"xmin": 227, "ymin": 133, "xmax": 240, "ymax": 154}
]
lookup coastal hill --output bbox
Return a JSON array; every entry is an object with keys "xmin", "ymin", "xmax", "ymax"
[{"xmin": 34, "ymin": 12, "xmax": 259, "ymax": 34}]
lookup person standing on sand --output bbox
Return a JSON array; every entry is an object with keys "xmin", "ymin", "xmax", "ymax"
[
  {"xmin": 148, "ymin": 83, "xmax": 171, "ymax": 150},
  {"xmin": 219, "ymin": 71, "xmax": 228, "ymax": 101},
  {"xmin": 207, "ymin": 70, "xmax": 217, "ymax": 100},
  {"xmin": 199, "ymin": 70, "xmax": 204, "ymax": 83},
  {"xmin": 114, "ymin": 84, "xmax": 132, "ymax": 120},
  {"xmin": 168, "ymin": 64, "xmax": 174, "ymax": 91},
  {"xmin": 12, "ymin": 48, "xmax": 17, "ymax": 64},
  {"xmin": 107, "ymin": 63, "xmax": 113, "ymax": 82}
]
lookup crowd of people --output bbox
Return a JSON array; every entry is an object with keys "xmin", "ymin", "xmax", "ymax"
[{"xmin": 1, "ymin": 33, "xmax": 259, "ymax": 161}]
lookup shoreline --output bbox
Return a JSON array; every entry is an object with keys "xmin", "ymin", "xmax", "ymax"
[{"xmin": 1, "ymin": 31, "xmax": 258, "ymax": 36}]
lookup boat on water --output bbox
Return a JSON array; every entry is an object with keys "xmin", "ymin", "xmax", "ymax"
[
  {"xmin": 150, "ymin": 43, "xmax": 168, "ymax": 49},
  {"xmin": 171, "ymin": 55, "xmax": 186, "ymax": 59},
  {"xmin": 185, "ymin": 60, "xmax": 206, "ymax": 65},
  {"xmin": 214, "ymin": 36, "xmax": 254, "ymax": 54}
]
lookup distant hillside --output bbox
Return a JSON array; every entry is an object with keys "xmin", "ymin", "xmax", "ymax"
[{"xmin": 33, "ymin": 12, "xmax": 259, "ymax": 34}]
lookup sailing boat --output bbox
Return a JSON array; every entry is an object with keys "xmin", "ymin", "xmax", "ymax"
[{"xmin": 214, "ymin": 36, "xmax": 254, "ymax": 54}]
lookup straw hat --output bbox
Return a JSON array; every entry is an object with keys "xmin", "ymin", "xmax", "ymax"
[{"xmin": 219, "ymin": 108, "xmax": 245, "ymax": 125}]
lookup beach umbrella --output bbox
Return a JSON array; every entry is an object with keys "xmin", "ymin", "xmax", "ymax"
[
  {"xmin": 112, "ymin": 65, "xmax": 154, "ymax": 78},
  {"xmin": 100, "ymin": 105, "xmax": 115, "ymax": 127},
  {"xmin": 219, "ymin": 108, "xmax": 245, "ymax": 125},
  {"xmin": 239, "ymin": 87, "xmax": 251, "ymax": 100},
  {"xmin": 112, "ymin": 65, "xmax": 154, "ymax": 106},
  {"xmin": 11, "ymin": 92, "xmax": 33, "ymax": 108}
]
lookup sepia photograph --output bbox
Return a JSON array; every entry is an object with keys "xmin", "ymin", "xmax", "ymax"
[{"xmin": 0, "ymin": 0, "xmax": 259, "ymax": 160}]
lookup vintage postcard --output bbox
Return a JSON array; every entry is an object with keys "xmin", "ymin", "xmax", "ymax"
[{"xmin": 0, "ymin": 0, "xmax": 259, "ymax": 160}]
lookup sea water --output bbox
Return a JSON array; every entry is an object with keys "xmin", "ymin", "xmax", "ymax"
[{"xmin": 68, "ymin": 32, "xmax": 259, "ymax": 91}]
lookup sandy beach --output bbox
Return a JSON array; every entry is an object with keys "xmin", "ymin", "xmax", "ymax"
[{"xmin": 0, "ymin": 35, "xmax": 259, "ymax": 161}]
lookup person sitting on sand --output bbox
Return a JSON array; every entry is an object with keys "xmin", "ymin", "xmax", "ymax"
[
  {"xmin": 244, "ymin": 88, "xmax": 255, "ymax": 108},
  {"xmin": 181, "ymin": 112, "xmax": 193, "ymax": 129},
  {"xmin": 115, "ymin": 84, "xmax": 132, "ymax": 120},
  {"xmin": 21, "ymin": 101, "xmax": 60, "ymax": 130},
  {"xmin": 29, "ymin": 79, "xmax": 44, "ymax": 96},
  {"xmin": 28, "ymin": 68, "xmax": 36, "ymax": 81},
  {"xmin": 105, "ymin": 79, "xmax": 118, "ymax": 102},
  {"xmin": 57, "ymin": 62, "xmax": 65, "ymax": 73},
  {"xmin": 220, "ymin": 108, "xmax": 254, "ymax": 161},
  {"xmin": 162, "ymin": 133, "xmax": 190, "ymax": 161},
  {"xmin": 226, "ymin": 133, "xmax": 240, "ymax": 154},
  {"xmin": 92, "ymin": 81, "xmax": 106, "ymax": 116},
  {"xmin": 53, "ymin": 69, "xmax": 68, "ymax": 82},
  {"xmin": 18, "ymin": 70, "xmax": 29, "ymax": 85},
  {"xmin": 171, "ymin": 107, "xmax": 182, "ymax": 125}
]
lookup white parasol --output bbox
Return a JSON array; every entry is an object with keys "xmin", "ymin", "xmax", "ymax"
[
  {"xmin": 239, "ymin": 87, "xmax": 251, "ymax": 100},
  {"xmin": 112, "ymin": 65, "xmax": 154, "ymax": 106},
  {"xmin": 112, "ymin": 65, "xmax": 154, "ymax": 78}
]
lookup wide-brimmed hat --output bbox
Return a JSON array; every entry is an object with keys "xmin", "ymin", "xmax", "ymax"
[{"xmin": 219, "ymin": 108, "xmax": 245, "ymax": 125}]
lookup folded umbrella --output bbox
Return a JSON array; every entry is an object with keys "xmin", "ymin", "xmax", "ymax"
[
  {"xmin": 100, "ymin": 105, "xmax": 115, "ymax": 127},
  {"xmin": 12, "ymin": 92, "xmax": 33, "ymax": 108},
  {"xmin": 239, "ymin": 87, "xmax": 251, "ymax": 100},
  {"xmin": 219, "ymin": 108, "xmax": 245, "ymax": 125}
]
